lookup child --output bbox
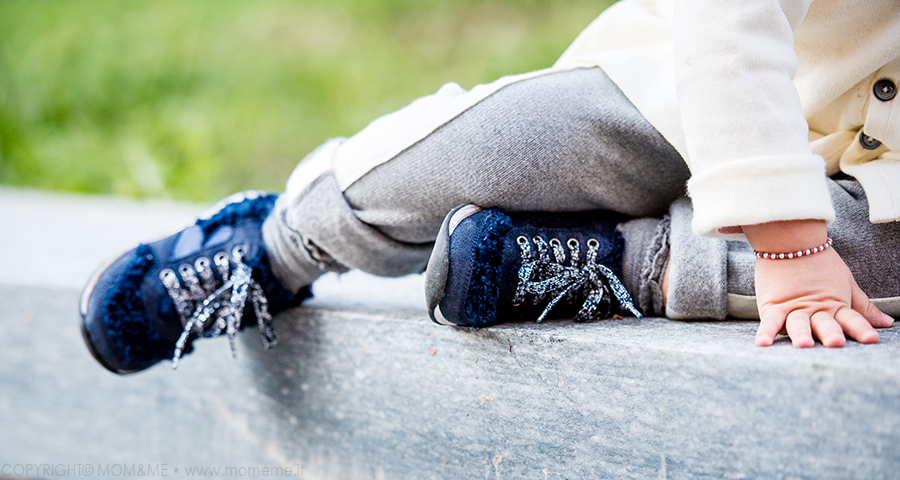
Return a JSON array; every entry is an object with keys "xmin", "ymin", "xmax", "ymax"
[{"xmin": 80, "ymin": 0, "xmax": 899, "ymax": 374}]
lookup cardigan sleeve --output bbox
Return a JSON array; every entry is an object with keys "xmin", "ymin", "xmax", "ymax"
[{"xmin": 674, "ymin": 0, "xmax": 836, "ymax": 238}]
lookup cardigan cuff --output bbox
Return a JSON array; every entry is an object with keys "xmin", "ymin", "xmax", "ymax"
[{"xmin": 687, "ymin": 154, "xmax": 835, "ymax": 239}]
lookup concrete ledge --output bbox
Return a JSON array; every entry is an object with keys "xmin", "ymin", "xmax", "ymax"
[{"xmin": 2, "ymin": 188, "xmax": 899, "ymax": 479}]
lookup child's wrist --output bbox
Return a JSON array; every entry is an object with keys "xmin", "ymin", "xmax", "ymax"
[
  {"xmin": 754, "ymin": 237, "xmax": 832, "ymax": 260},
  {"xmin": 741, "ymin": 219, "xmax": 828, "ymax": 254}
]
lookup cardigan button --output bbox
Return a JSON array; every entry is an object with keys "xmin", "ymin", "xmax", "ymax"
[
  {"xmin": 874, "ymin": 79, "xmax": 896, "ymax": 101},
  {"xmin": 860, "ymin": 133, "xmax": 882, "ymax": 150}
]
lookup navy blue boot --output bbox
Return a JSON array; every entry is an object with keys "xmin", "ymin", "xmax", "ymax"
[
  {"xmin": 425, "ymin": 205, "xmax": 641, "ymax": 327},
  {"xmin": 80, "ymin": 191, "xmax": 310, "ymax": 374}
]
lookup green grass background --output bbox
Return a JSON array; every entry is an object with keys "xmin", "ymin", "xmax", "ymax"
[{"xmin": 0, "ymin": 0, "xmax": 613, "ymax": 202}]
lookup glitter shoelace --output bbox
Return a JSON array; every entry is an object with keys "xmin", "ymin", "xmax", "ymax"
[
  {"xmin": 159, "ymin": 244, "xmax": 277, "ymax": 369},
  {"xmin": 513, "ymin": 235, "xmax": 642, "ymax": 323}
]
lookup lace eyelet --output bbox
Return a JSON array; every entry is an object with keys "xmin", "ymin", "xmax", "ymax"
[
  {"xmin": 195, "ymin": 257, "xmax": 210, "ymax": 271},
  {"xmin": 532, "ymin": 236, "xmax": 543, "ymax": 244},
  {"xmin": 214, "ymin": 252, "xmax": 228, "ymax": 263},
  {"xmin": 159, "ymin": 269, "xmax": 177, "ymax": 282},
  {"xmin": 567, "ymin": 238, "xmax": 580, "ymax": 248},
  {"xmin": 179, "ymin": 264, "xmax": 193, "ymax": 275},
  {"xmin": 587, "ymin": 239, "xmax": 599, "ymax": 248},
  {"xmin": 517, "ymin": 236, "xmax": 529, "ymax": 246},
  {"xmin": 549, "ymin": 238, "xmax": 561, "ymax": 247},
  {"xmin": 232, "ymin": 244, "xmax": 247, "ymax": 260}
]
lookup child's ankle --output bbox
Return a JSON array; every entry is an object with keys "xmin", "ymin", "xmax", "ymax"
[
  {"xmin": 617, "ymin": 216, "xmax": 670, "ymax": 316},
  {"xmin": 661, "ymin": 261, "xmax": 670, "ymax": 309}
]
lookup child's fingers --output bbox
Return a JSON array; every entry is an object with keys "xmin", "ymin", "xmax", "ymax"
[
  {"xmin": 810, "ymin": 311, "xmax": 845, "ymax": 348},
  {"xmin": 785, "ymin": 310, "xmax": 814, "ymax": 348},
  {"xmin": 835, "ymin": 306, "xmax": 880, "ymax": 344},
  {"xmin": 785, "ymin": 310, "xmax": 816, "ymax": 348},
  {"xmin": 755, "ymin": 309, "xmax": 786, "ymax": 347},
  {"xmin": 850, "ymin": 283, "xmax": 893, "ymax": 328}
]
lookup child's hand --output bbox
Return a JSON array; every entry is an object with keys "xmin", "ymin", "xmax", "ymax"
[{"xmin": 743, "ymin": 220, "xmax": 893, "ymax": 348}]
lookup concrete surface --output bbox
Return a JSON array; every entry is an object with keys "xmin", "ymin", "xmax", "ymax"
[{"xmin": 1, "ymin": 187, "xmax": 899, "ymax": 479}]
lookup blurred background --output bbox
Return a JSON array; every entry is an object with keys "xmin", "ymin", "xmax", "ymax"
[{"xmin": 0, "ymin": 0, "xmax": 613, "ymax": 203}]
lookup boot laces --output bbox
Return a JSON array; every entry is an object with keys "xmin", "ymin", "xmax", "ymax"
[
  {"xmin": 159, "ymin": 244, "xmax": 277, "ymax": 369},
  {"xmin": 512, "ymin": 235, "xmax": 641, "ymax": 323}
]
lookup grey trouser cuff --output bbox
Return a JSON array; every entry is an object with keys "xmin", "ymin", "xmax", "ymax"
[
  {"xmin": 665, "ymin": 199, "xmax": 729, "ymax": 320},
  {"xmin": 277, "ymin": 172, "xmax": 434, "ymax": 281}
]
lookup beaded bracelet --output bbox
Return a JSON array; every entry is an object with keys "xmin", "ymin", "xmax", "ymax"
[{"xmin": 754, "ymin": 238, "xmax": 833, "ymax": 260}]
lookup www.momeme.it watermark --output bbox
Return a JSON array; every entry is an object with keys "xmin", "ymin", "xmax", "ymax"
[{"xmin": 0, "ymin": 464, "xmax": 304, "ymax": 477}]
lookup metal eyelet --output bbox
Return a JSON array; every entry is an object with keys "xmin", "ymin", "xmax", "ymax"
[
  {"xmin": 214, "ymin": 252, "xmax": 229, "ymax": 264},
  {"xmin": 587, "ymin": 239, "xmax": 599, "ymax": 248},
  {"xmin": 532, "ymin": 236, "xmax": 543, "ymax": 244},
  {"xmin": 567, "ymin": 238, "xmax": 580, "ymax": 249},
  {"xmin": 159, "ymin": 268, "xmax": 177, "ymax": 282},
  {"xmin": 194, "ymin": 257, "xmax": 210, "ymax": 271},
  {"xmin": 232, "ymin": 244, "xmax": 247, "ymax": 260},
  {"xmin": 549, "ymin": 238, "xmax": 561, "ymax": 247},
  {"xmin": 179, "ymin": 264, "xmax": 193, "ymax": 275},
  {"xmin": 517, "ymin": 236, "xmax": 529, "ymax": 246}
]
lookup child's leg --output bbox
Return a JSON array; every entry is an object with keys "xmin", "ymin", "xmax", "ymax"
[
  {"xmin": 263, "ymin": 67, "xmax": 690, "ymax": 292},
  {"xmin": 80, "ymin": 66, "xmax": 692, "ymax": 373},
  {"xmin": 633, "ymin": 178, "xmax": 900, "ymax": 320}
]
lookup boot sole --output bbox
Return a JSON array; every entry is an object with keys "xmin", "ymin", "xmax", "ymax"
[
  {"xmin": 424, "ymin": 204, "xmax": 482, "ymax": 326},
  {"xmin": 79, "ymin": 250, "xmax": 139, "ymax": 375}
]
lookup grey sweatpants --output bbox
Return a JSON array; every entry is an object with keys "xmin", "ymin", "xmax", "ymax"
[{"xmin": 262, "ymin": 67, "xmax": 900, "ymax": 319}]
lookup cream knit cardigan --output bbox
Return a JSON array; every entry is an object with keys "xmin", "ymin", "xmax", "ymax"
[{"xmin": 557, "ymin": 0, "xmax": 900, "ymax": 238}]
